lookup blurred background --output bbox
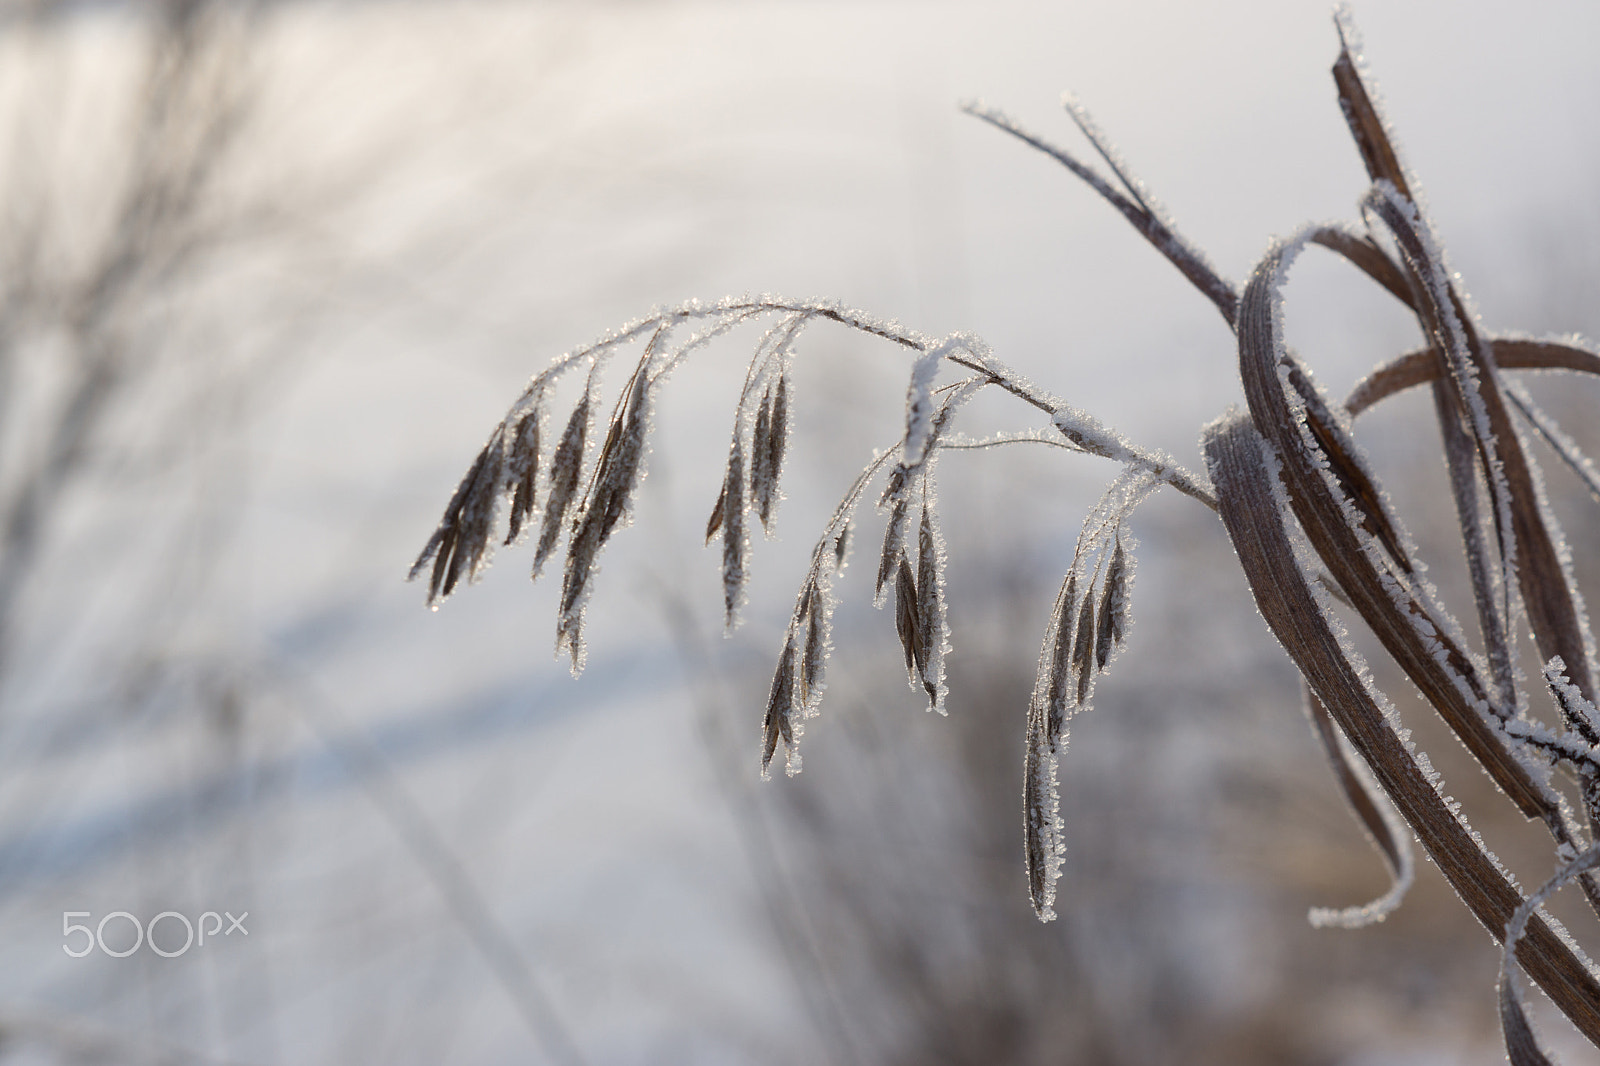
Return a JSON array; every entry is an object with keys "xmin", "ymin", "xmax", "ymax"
[{"xmin": 0, "ymin": 0, "xmax": 1598, "ymax": 1063}]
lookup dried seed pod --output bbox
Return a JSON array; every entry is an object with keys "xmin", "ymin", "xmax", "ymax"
[
  {"xmin": 877, "ymin": 454, "xmax": 907, "ymax": 503},
  {"xmin": 503, "ymin": 402, "xmax": 544, "ymax": 545},
  {"xmin": 1024, "ymin": 720, "xmax": 1063, "ymax": 920},
  {"xmin": 894, "ymin": 553, "xmax": 923, "ymax": 682},
  {"xmin": 751, "ymin": 383, "xmax": 775, "ymax": 529},
  {"xmin": 1107, "ymin": 537, "xmax": 1130, "ymax": 649},
  {"xmin": 705, "ymin": 482, "xmax": 727, "ymax": 545},
  {"xmin": 533, "ymin": 388, "xmax": 592, "ymax": 579},
  {"xmin": 767, "ymin": 372, "xmax": 790, "ymax": 514},
  {"xmin": 1095, "ymin": 538, "xmax": 1126, "ymax": 669},
  {"xmin": 414, "ymin": 429, "xmax": 506, "ymax": 607},
  {"xmin": 456, "ymin": 446, "xmax": 504, "ymax": 588},
  {"xmin": 761, "ymin": 640, "xmax": 799, "ymax": 777},
  {"xmin": 1072, "ymin": 580, "xmax": 1097, "ymax": 705},
  {"xmin": 876, "ymin": 490, "xmax": 910, "ymax": 605},
  {"xmin": 801, "ymin": 583, "xmax": 828, "ymax": 707},
  {"xmin": 557, "ymin": 370, "xmax": 651, "ymax": 668},
  {"xmin": 423, "ymin": 525, "xmax": 456, "ymax": 606},
  {"xmin": 916, "ymin": 502, "xmax": 945, "ymax": 708},
  {"xmin": 1043, "ymin": 570, "xmax": 1078, "ymax": 745},
  {"xmin": 589, "ymin": 370, "xmax": 650, "ymax": 542},
  {"xmin": 721, "ymin": 437, "xmax": 748, "ymax": 627}
]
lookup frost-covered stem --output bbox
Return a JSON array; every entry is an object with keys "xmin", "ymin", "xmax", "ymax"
[
  {"xmin": 960, "ymin": 102, "xmax": 1239, "ymax": 326},
  {"xmin": 1507, "ymin": 378, "xmax": 1600, "ymax": 504},
  {"xmin": 481, "ymin": 294, "xmax": 1217, "ymax": 516},
  {"xmin": 1429, "ymin": 351, "xmax": 1519, "ymax": 712},
  {"xmin": 1499, "ymin": 842, "xmax": 1600, "ymax": 1064},
  {"xmin": 936, "ymin": 351, "xmax": 1217, "ymax": 510}
]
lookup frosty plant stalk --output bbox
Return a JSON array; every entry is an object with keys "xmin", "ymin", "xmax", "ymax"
[{"xmin": 413, "ymin": 10, "xmax": 1600, "ymax": 1058}]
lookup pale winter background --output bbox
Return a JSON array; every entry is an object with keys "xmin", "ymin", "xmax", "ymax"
[{"xmin": 0, "ymin": 1, "xmax": 1598, "ymax": 1064}]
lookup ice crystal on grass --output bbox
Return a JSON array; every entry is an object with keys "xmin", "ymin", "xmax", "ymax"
[{"xmin": 413, "ymin": 13, "xmax": 1600, "ymax": 1054}]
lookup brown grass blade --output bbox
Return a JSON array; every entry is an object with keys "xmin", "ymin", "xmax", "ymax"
[
  {"xmin": 962, "ymin": 102, "xmax": 1239, "ymax": 326},
  {"xmin": 1329, "ymin": 11, "xmax": 1522, "ymax": 696},
  {"xmin": 1060, "ymin": 93, "xmax": 1154, "ymax": 215},
  {"xmin": 1499, "ymin": 975, "xmax": 1556, "ymax": 1066},
  {"xmin": 1351, "ymin": 339, "xmax": 1600, "ymax": 518},
  {"xmin": 1368, "ymin": 187, "xmax": 1598, "ymax": 708},
  {"xmin": 1205, "ymin": 412, "xmax": 1600, "ymax": 1045},
  {"xmin": 1331, "ymin": 15, "xmax": 1412, "ymax": 198},
  {"xmin": 1237, "ymin": 233, "xmax": 1550, "ymax": 817},
  {"xmin": 1498, "ymin": 844, "xmax": 1600, "ymax": 1064},
  {"xmin": 1349, "ymin": 338, "xmax": 1600, "ymax": 512},
  {"xmin": 1303, "ymin": 684, "xmax": 1413, "ymax": 927},
  {"xmin": 1505, "ymin": 381, "xmax": 1600, "ymax": 505},
  {"xmin": 1330, "ymin": 19, "xmax": 1598, "ymax": 709},
  {"xmin": 1347, "ymin": 337, "xmax": 1600, "ymax": 416},
  {"xmin": 1308, "ymin": 225, "xmax": 1411, "ymax": 305},
  {"xmin": 1285, "ymin": 363, "xmax": 1414, "ymax": 575},
  {"xmin": 1436, "ymin": 371, "xmax": 1520, "ymax": 707},
  {"xmin": 1542, "ymin": 659, "xmax": 1600, "ymax": 758}
]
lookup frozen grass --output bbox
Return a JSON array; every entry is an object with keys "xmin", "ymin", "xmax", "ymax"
[{"xmin": 415, "ymin": 10, "xmax": 1600, "ymax": 1059}]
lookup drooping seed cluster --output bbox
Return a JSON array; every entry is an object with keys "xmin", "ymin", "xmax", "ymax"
[
  {"xmin": 705, "ymin": 311, "xmax": 807, "ymax": 628},
  {"xmin": 1023, "ymin": 467, "xmax": 1148, "ymax": 917},
  {"xmin": 413, "ymin": 297, "xmax": 929, "ymax": 672},
  {"xmin": 413, "ymin": 290, "xmax": 1200, "ymax": 783}
]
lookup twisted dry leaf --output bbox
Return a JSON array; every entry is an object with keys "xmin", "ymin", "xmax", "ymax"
[{"xmin": 1205, "ymin": 413, "xmax": 1600, "ymax": 1046}]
